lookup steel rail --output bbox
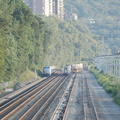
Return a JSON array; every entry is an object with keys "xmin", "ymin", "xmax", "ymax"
[
  {"xmin": 19, "ymin": 76, "xmax": 66, "ymax": 120},
  {"xmin": 86, "ymin": 74, "xmax": 99, "ymax": 120},
  {"xmin": 32, "ymin": 75, "xmax": 69, "ymax": 120},
  {"xmin": 62, "ymin": 73, "xmax": 77, "ymax": 120},
  {"xmin": 0, "ymin": 76, "xmax": 55, "ymax": 113},
  {"xmin": 0, "ymin": 77, "xmax": 47, "ymax": 102},
  {"xmin": 50, "ymin": 73, "xmax": 75, "ymax": 120},
  {"xmin": 82, "ymin": 73, "xmax": 87, "ymax": 120},
  {"xmin": 83, "ymin": 72, "xmax": 99, "ymax": 120},
  {"xmin": 0, "ymin": 76, "xmax": 56, "ymax": 110},
  {"xmin": 1, "ymin": 76, "xmax": 61, "ymax": 120}
]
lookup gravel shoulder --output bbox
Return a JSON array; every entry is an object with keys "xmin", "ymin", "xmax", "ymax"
[
  {"xmin": 64, "ymin": 71, "xmax": 120, "ymax": 120},
  {"xmin": 88, "ymin": 72, "xmax": 120, "ymax": 120}
]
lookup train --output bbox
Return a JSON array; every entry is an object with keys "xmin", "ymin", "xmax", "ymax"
[
  {"xmin": 71, "ymin": 63, "xmax": 83, "ymax": 73},
  {"xmin": 43, "ymin": 66, "xmax": 56, "ymax": 76},
  {"xmin": 62, "ymin": 63, "xmax": 83, "ymax": 75},
  {"xmin": 62, "ymin": 65, "xmax": 72, "ymax": 76},
  {"xmin": 43, "ymin": 63, "xmax": 83, "ymax": 76}
]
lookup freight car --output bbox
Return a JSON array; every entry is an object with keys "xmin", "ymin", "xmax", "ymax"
[{"xmin": 71, "ymin": 63, "xmax": 83, "ymax": 73}]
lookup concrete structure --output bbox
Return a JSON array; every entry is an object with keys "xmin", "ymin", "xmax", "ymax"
[
  {"xmin": 72, "ymin": 13, "xmax": 78, "ymax": 20},
  {"xmin": 52, "ymin": 0, "xmax": 64, "ymax": 19},
  {"xmin": 22, "ymin": 0, "xmax": 64, "ymax": 19},
  {"xmin": 49, "ymin": 0, "xmax": 53, "ymax": 15},
  {"xmin": 64, "ymin": 5, "xmax": 78, "ymax": 20},
  {"xmin": 57, "ymin": 0, "xmax": 64, "ymax": 19},
  {"xmin": 94, "ymin": 54, "xmax": 120, "ymax": 79},
  {"xmin": 64, "ymin": 13, "xmax": 78, "ymax": 20}
]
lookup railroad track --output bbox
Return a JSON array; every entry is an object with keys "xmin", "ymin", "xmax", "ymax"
[
  {"xmin": 0, "ymin": 76, "xmax": 55, "ymax": 107},
  {"xmin": 0, "ymin": 75, "xmax": 69, "ymax": 120},
  {"xmin": 62, "ymin": 73, "xmax": 78, "ymax": 120},
  {"xmin": 54, "ymin": 72, "xmax": 99, "ymax": 120},
  {"xmin": 82, "ymin": 72, "xmax": 99, "ymax": 120},
  {"xmin": 0, "ymin": 77, "xmax": 49, "ymax": 104},
  {"xmin": 50, "ymin": 73, "xmax": 76, "ymax": 120},
  {"xmin": 19, "ymin": 75, "xmax": 68, "ymax": 120}
]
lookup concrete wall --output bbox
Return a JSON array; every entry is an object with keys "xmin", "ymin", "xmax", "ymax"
[{"xmin": 94, "ymin": 54, "xmax": 120, "ymax": 80}]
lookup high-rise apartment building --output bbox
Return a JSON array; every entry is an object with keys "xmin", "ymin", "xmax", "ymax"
[
  {"xmin": 49, "ymin": 0, "xmax": 53, "ymax": 15},
  {"xmin": 44, "ymin": 0, "xmax": 51, "ymax": 16},
  {"xmin": 53, "ymin": 0, "xmax": 64, "ymax": 19},
  {"xmin": 59, "ymin": 0, "xmax": 64, "ymax": 19},
  {"xmin": 22, "ymin": 0, "xmax": 64, "ymax": 19}
]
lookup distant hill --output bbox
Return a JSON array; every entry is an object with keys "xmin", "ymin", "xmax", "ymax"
[{"xmin": 64, "ymin": 0, "xmax": 120, "ymax": 54}]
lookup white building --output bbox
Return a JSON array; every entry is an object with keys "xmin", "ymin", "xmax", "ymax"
[
  {"xmin": 22, "ymin": 0, "xmax": 64, "ymax": 19},
  {"xmin": 43, "ymin": 0, "xmax": 51, "ymax": 16},
  {"xmin": 94, "ymin": 54, "xmax": 120, "ymax": 79},
  {"xmin": 64, "ymin": 13, "xmax": 78, "ymax": 20},
  {"xmin": 53, "ymin": 0, "xmax": 64, "ymax": 19},
  {"xmin": 49, "ymin": 0, "xmax": 53, "ymax": 15},
  {"xmin": 57, "ymin": 0, "xmax": 64, "ymax": 19}
]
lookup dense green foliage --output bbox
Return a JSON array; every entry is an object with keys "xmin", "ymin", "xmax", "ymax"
[
  {"xmin": 90, "ymin": 67, "xmax": 120, "ymax": 105},
  {"xmin": 41, "ymin": 16, "xmax": 100, "ymax": 67},
  {"xmin": 64, "ymin": 0, "xmax": 120, "ymax": 53},
  {"xmin": 0, "ymin": 0, "xmax": 44, "ymax": 82},
  {"xmin": 0, "ymin": 0, "xmax": 100, "ymax": 83}
]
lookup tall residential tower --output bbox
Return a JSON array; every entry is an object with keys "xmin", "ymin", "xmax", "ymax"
[
  {"xmin": 53, "ymin": 0, "xmax": 64, "ymax": 19},
  {"xmin": 22, "ymin": 0, "xmax": 64, "ymax": 19}
]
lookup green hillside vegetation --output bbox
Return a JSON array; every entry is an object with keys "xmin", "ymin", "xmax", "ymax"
[
  {"xmin": 41, "ymin": 17, "xmax": 100, "ymax": 67},
  {"xmin": 64, "ymin": 0, "xmax": 120, "ymax": 53},
  {"xmin": 0, "ymin": 0, "xmax": 44, "ymax": 83},
  {"xmin": 0, "ymin": 0, "xmax": 100, "ymax": 83}
]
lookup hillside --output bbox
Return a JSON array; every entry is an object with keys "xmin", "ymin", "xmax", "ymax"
[
  {"xmin": 41, "ymin": 16, "xmax": 100, "ymax": 67},
  {"xmin": 0, "ymin": 0, "xmax": 100, "ymax": 83},
  {"xmin": 0, "ymin": 0, "xmax": 45, "ymax": 82},
  {"xmin": 64, "ymin": 0, "xmax": 120, "ymax": 53}
]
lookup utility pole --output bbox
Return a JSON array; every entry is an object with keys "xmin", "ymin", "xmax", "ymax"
[
  {"xmin": 71, "ymin": 6, "xmax": 73, "ymax": 13},
  {"xmin": 98, "ymin": 36, "xmax": 107, "ymax": 56},
  {"xmin": 101, "ymin": 36, "xmax": 105, "ymax": 55}
]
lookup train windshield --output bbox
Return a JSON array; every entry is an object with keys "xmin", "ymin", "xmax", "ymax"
[{"xmin": 44, "ymin": 67, "xmax": 50, "ymax": 69}]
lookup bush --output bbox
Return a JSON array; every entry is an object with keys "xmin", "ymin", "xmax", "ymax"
[
  {"xmin": 90, "ymin": 66, "xmax": 120, "ymax": 106},
  {"xmin": 18, "ymin": 69, "xmax": 37, "ymax": 83},
  {"xmin": 114, "ymin": 94, "xmax": 120, "ymax": 105}
]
